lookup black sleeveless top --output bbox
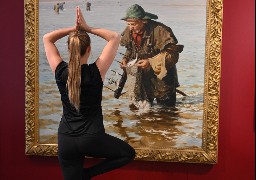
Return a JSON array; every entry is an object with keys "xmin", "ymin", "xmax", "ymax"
[{"xmin": 55, "ymin": 61, "xmax": 105, "ymax": 136}]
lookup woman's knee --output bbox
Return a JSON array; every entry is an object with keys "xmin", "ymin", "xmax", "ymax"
[
  {"xmin": 125, "ymin": 144, "xmax": 136, "ymax": 160},
  {"xmin": 131, "ymin": 147, "xmax": 136, "ymax": 159}
]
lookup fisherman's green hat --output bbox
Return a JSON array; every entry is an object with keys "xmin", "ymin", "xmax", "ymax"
[{"xmin": 121, "ymin": 4, "xmax": 158, "ymax": 20}]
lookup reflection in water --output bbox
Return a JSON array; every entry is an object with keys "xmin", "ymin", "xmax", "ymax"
[
  {"xmin": 38, "ymin": 0, "xmax": 206, "ymax": 149},
  {"xmin": 102, "ymin": 93, "xmax": 203, "ymax": 149}
]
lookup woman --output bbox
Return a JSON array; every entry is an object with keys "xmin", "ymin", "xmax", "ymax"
[{"xmin": 43, "ymin": 6, "xmax": 135, "ymax": 180}]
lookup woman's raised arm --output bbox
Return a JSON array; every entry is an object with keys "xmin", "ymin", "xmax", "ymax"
[{"xmin": 43, "ymin": 27, "xmax": 76, "ymax": 73}]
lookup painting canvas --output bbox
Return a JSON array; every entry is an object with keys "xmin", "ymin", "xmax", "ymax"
[{"xmin": 25, "ymin": 0, "xmax": 223, "ymax": 163}]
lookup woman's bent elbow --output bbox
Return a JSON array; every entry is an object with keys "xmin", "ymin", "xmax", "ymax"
[
  {"xmin": 112, "ymin": 33, "xmax": 121, "ymax": 42},
  {"xmin": 42, "ymin": 34, "xmax": 49, "ymax": 43}
]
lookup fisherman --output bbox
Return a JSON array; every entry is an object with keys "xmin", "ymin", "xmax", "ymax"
[
  {"xmin": 58, "ymin": 2, "xmax": 65, "ymax": 11},
  {"xmin": 117, "ymin": 4, "xmax": 184, "ymax": 109},
  {"xmin": 53, "ymin": 3, "xmax": 60, "ymax": 14},
  {"xmin": 86, "ymin": 1, "xmax": 91, "ymax": 11}
]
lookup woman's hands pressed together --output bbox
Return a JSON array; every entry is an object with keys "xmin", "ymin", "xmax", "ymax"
[{"xmin": 76, "ymin": 6, "xmax": 91, "ymax": 32}]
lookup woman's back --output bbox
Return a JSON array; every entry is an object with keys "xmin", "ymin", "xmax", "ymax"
[{"xmin": 55, "ymin": 61, "xmax": 105, "ymax": 136}]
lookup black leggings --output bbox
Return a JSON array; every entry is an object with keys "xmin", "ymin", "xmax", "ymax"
[{"xmin": 58, "ymin": 132, "xmax": 136, "ymax": 180}]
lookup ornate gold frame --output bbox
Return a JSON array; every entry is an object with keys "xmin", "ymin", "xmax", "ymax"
[{"xmin": 25, "ymin": 0, "xmax": 223, "ymax": 163}]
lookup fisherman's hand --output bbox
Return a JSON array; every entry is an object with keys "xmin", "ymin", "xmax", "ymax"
[
  {"xmin": 120, "ymin": 59, "xmax": 128, "ymax": 69},
  {"xmin": 76, "ymin": 6, "xmax": 91, "ymax": 32},
  {"xmin": 154, "ymin": 63, "xmax": 161, "ymax": 75},
  {"xmin": 136, "ymin": 59, "xmax": 150, "ymax": 69}
]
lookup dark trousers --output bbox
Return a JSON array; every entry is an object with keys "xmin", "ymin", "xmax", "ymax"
[
  {"xmin": 156, "ymin": 91, "xmax": 176, "ymax": 107},
  {"xmin": 58, "ymin": 132, "xmax": 135, "ymax": 180}
]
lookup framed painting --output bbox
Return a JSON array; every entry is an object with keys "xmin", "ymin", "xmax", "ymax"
[{"xmin": 25, "ymin": 0, "xmax": 223, "ymax": 163}]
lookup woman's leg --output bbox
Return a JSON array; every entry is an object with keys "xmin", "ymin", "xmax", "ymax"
[
  {"xmin": 58, "ymin": 134, "xmax": 85, "ymax": 180},
  {"xmin": 77, "ymin": 133, "xmax": 135, "ymax": 179}
]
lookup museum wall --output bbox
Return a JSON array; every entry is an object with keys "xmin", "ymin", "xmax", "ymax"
[{"xmin": 0, "ymin": 0, "xmax": 254, "ymax": 179}]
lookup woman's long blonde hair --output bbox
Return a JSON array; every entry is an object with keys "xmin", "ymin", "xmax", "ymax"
[{"xmin": 67, "ymin": 30, "xmax": 90, "ymax": 111}]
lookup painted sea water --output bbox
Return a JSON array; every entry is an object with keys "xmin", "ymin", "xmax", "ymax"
[{"xmin": 39, "ymin": 0, "xmax": 206, "ymax": 149}]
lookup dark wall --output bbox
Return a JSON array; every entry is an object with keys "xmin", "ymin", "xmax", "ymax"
[{"xmin": 0, "ymin": 0, "xmax": 254, "ymax": 179}]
